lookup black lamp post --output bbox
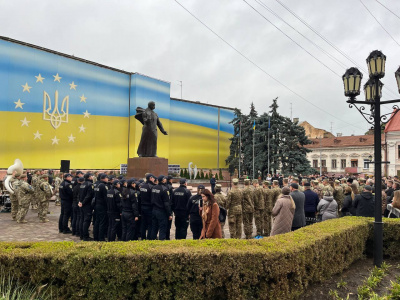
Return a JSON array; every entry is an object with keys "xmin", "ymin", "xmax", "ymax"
[{"xmin": 342, "ymin": 50, "xmax": 400, "ymax": 267}]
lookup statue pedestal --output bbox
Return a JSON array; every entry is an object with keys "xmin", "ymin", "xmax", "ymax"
[{"xmin": 127, "ymin": 157, "xmax": 168, "ymax": 179}]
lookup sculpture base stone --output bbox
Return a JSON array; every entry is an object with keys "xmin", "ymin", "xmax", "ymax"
[{"xmin": 127, "ymin": 157, "xmax": 168, "ymax": 179}]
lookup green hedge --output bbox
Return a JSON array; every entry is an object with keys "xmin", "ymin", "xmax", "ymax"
[{"xmin": 0, "ymin": 218, "xmax": 399, "ymax": 300}]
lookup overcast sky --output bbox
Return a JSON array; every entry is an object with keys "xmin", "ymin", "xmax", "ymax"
[{"xmin": 1, "ymin": 0, "xmax": 400, "ymax": 136}]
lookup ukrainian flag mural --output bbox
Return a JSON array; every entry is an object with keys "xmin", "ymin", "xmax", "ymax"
[{"xmin": 0, "ymin": 37, "xmax": 234, "ymax": 170}]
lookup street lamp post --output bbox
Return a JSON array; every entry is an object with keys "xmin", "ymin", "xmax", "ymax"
[{"xmin": 342, "ymin": 50, "xmax": 400, "ymax": 267}]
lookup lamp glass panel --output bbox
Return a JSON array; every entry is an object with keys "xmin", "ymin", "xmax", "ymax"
[
  {"xmin": 365, "ymin": 85, "xmax": 372, "ymax": 101},
  {"xmin": 355, "ymin": 75, "xmax": 361, "ymax": 92},
  {"xmin": 396, "ymin": 72, "xmax": 400, "ymax": 93},
  {"xmin": 349, "ymin": 76, "xmax": 355, "ymax": 92},
  {"xmin": 376, "ymin": 57, "xmax": 382, "ymax": 74},
  {"xmin": 343, "ymin": 78, "xmax": 349, "ymax": 93}
]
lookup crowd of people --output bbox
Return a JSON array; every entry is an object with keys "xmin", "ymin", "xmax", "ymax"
[{"xmin": 4, "ymin": 170, "xmax": 400, "ymax": 241}]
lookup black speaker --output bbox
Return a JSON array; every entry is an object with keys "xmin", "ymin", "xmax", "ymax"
[{"xmin": 60, "ymin": 160, "xmax": 70, "ymax": 173}]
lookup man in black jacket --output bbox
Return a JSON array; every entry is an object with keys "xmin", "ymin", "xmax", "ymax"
[
  {"xmin": 107, "ymin": 180, "xmax": 122, "ymax": 241},
  {"xmin": 121, "ymin": 179, "xmax": 140, "ymax": 241},
  {"xmin": 172, "ymin": 178, "xmax": 192, "ymax": 239},
  {"xmin": 78, "ymin": 173, "xmax": 94, "ymax": 241},
  {"xmin": 165, "ymin": 175, "xmax": 174, "ymax": 240},
  {"xmin": 150, "ymin": 175, "xmax": 172, "ymax": 240},
  {"xmin": 303, "ymin": 182, "xmax": 319, "ymax": 219},
  {"xmin": 139, "ymin": 174, "xmax": 155, "ymax": 240},
  {"xmin": 187, "ymin": 185, "xmax": 204, "ymax": 239},
  {"xmin": 353, "ymin": 185, "xmax": 375, "ymax": 217},
  {"xmin": 72, "ymin": 177, "xmax": 84, "ymax": 236},
  {"xmin": 58, "ymin": 173, "xmax": 74, "ymax": 234},
  {"xmin": 93, "ymin": 174, "xmax": 109, "ymax": 241}
]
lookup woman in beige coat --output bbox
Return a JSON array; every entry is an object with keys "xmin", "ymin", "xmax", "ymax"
[{"xmin": 270, "ymin": 187, "xmax": 296, "ymax": 236}]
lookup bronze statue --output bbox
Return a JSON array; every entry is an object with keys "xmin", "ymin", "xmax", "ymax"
[{"xmin": 135, "ymin": 101, "xmax": 167, "ymax": 157}]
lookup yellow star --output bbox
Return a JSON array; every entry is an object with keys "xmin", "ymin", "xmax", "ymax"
[
  {"xmin": 33, "ymin": 131, "xmax": 42, "ymax": 140},
  {"xmin": 69, "ymin": 81, "xmax": 77, "ymax": 90},
  {"xmin": 53, "ymin": 73, "xmax": 62, "ymax": 82},
  {"xmin": 80, "ymin": 94, "xmax": 87, "ymax": 103},
  {"xmin": 83, "ymin": 110, "xmax": 91, "ymax": 118},
  {"xmin": 22, "ymin": 83, "xmax": 32, "ymax": 93},
  {"xmin": 68, "ymin": 134, "xmax": 76, "ymax": 143},
  {"xmin": 79, "ymin": 124, "xmax": 86, "ymax": 132},
  {"xmin": 20, "ymin": 117, "xmax": 30, "ymax": 127},
  {"xmin": 14, "ymin": 99, "xmax": 25, "ymax": 109},
  {"xmin": 51, "ymin": 136, "xmax": 60, "ymax": 145},
  {"xmin": 35, "ymin": 74, "xmax": 45, "ymax": 83}
]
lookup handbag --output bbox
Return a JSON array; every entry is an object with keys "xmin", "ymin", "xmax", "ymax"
[{"xmin": 219, "ymin": 205, "xmax": 227, "ymax": 223}]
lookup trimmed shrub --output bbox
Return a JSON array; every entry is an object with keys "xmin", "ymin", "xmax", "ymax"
[{"xmin": 0, "ymin": 218, "xmax": 399, "ymax": 299}]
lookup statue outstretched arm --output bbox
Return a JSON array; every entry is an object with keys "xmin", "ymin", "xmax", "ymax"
[{"xmin": 157, "ymin": 117, "xmax": 168, "ymax": 135}]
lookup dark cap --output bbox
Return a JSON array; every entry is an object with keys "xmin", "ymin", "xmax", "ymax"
[
  {"xmin": 347, "ymin": 178, "xmax": 354, "ymax": 183},
  {"xmin": 77, "ymin": 177, "xmax": 85, "ymax": 183},
  {"xmin": 118, "ymin": 175, "xmax": 124, "ymax": 180},
  {"xmin": 127, "ymin": 179, "xmax": 136, "ymax": 186},
  {"xmin": 158, "ymin": 175, "xmax": 165, "ymax": 182},
  {"xmin": 84, "ymin": 173, "xmax": 93, "ymax": 180},
  {"xmin": 76, "ymin": 171, "xmax": 84, "ymax": 175},
  {"xmin": 179, "ymin": 178, "xmax": 187, "ymax": 184},
  {"xmin": 64, "ymin": 173, "xmax": 72, "ymax": 179},
  {"xmin": 304, "ymin": 182, "xmax": 311, "ymax": 187},
  {"xmin": 167, "ymin": 175, "xmax": 173, "ymax": 180},
  {"xmin": 139, "ymin": 179, "xmax": 144, "ymax": 183},
  {"xmin": 120, "ymin": 179, "xmax": 126, "ymax": 185},
  {"xmin": 290, "ymin": 183, "xmax": 299, "ymax": 189},
  {"xmin": 113, "ymin": 180, "xmax": 120, "ymax": 186},
  {"xmin": 198, "ymin": 184, "xmax": 205, "ymax": 190},
  {"xmin": 100, "ymin": 174, "xmax": 108, "ymax": 180},
  {"xmin": 146, "ymin": 173, "xmax": 155, "ymax": 181},
  {"xmin": 364, "ymin": 185, "xmax": 372, "ymax": 191}
]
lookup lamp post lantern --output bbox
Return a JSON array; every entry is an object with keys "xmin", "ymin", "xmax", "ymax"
[{"xmin": 342, "ymin": 50, "xmax": 400, "ymax": 267}]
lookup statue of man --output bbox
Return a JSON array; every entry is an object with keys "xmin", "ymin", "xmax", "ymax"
[{"xmin": 135, "ymin": 101, "xmax": 168, "ymax": 157}]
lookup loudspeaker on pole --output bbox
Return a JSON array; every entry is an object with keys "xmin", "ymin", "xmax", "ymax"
[{"xmin": 60, "ymin": 160, "xmax": 70, "ymax": 173}]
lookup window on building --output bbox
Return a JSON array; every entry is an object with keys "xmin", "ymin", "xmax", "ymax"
[
  {"xmin": 351, "ymin": 159, "xmax": 358, "ymax": 167},
  {"xmin": 321, "ymin": 160, "xmax": 326, "ymax": 167},
  {"xmin": 313, "ymin": 160, "xmax": 318, "ymax": 168},
  {"xmin": 341, "ymin": 159, "xmax": 346, "ymax": 169},
  {"xmin": 332, "ymin": 159, "xmax": 337, "ymax": 169},
  {"xmin": 363, "ymin": 159, "xmax": 370, "ymax": 169}
]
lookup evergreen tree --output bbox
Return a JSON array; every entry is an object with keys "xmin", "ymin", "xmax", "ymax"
[
  {"xmin": 205, "ymin": 172, "xmax": 209, "ymax": 179},
  {"xmin": 215, "ymin": 173, "xmax": 219, "ymax": 180},
  {"xmin": 180, "ymin": 168, "xmax": 183, "ymax": 178},
  {"xmin": 200, "ymin": 169, "xmax": 204, "ymax": 179},
  {"xmin": 183, "ymin": 168, "xmax": 188, "ymax": 179},
  {"xmin": 219, "ymin": 168, "xmax": 224, "ymax": 180},
  {"xmin": 225, "ymin": 108, "xmax": 245, "ymax": 177}
]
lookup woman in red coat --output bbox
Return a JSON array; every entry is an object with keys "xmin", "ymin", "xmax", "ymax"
[{"xmin": 199, "ymin": 189, "xmax": 222, "ymax": 239}]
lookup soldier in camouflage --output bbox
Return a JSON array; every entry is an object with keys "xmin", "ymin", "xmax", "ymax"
[
  {"xmin": 16, "ymin": 174, "xmax": 34, "ymax": 223},
  {"xmin": 340, "ymin": 178, "xmax": 347, "ymax": 191},
  {"xmin": 37, "ymin": 174, "xmax": 53, "ymax": 222},
  {"xmin": 322, "ymin": 179, "xmax": 333, "ymax": 195},
  {"xmin": 252, "ymin": 179, "xmax": 264, "ymax": 238},
  {"xmin": 262, "ymin": 181, "xmax": 273, "ymax": 236},
  {"xmin": 270, "ymin": 180, "xmax": 282, "ymax": 208},
  {"xmin": 333, "ymin": 180, "xmax": 344, "ymax": 211},
  {"xmin": 54, "ymin": 173, "xmax": 63, "ymax": 206},
  {"xmin": 312, "ymin": 180, "xmax": 323, "ymax": 200},
  {"xmin": 292, "ymin": 178, "xmax": 303, "ymax": 192},
  {"xmin": 10, "ymin": 173, "xmax": 22, "ymax": 220},
  {"xmin": 30, "ymin": 169, "xmax": 42, "ymax": 210},
  {"xmin": 358, "ymin": 178, "xmax": 366, "ymax": 194},
  {"xmin": 214, "ymin": 184, "xmax": 227, "ymax": 238},
  {"xmin": 241, "ymin": 179, "xmax": 254, "ymax": 239},
  {"xmin": 225, "ymin": 178, "xmax": 243, "ymax": 239}
]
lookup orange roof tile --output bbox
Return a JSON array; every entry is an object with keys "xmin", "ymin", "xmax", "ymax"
[
  {"xmin": 385, "ymin": 109, "xmax": 400, "ymax": 133},
  {"xmin": 305, "ymin": 134, "xmax": 383, "ymax": 149}
]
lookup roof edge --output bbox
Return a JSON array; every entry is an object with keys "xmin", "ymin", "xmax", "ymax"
[{"xmin": 170, "ymin": 97, "xmax": 234, "ymax": 111}]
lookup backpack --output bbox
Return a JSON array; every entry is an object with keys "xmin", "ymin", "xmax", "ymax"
[{"xmin": 219, "ymin": 206, "xmax": 227, "ymax": 223}]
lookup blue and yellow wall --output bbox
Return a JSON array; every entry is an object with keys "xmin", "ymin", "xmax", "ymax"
[{"xmin": 0, "ymin": 37, "xmax": 234, "ymax": 169}]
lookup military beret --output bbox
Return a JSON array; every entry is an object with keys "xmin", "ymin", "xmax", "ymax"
[
  {"xmin": 252, "ymin": 179, "xmax": 258, "ymax": 184},
  {"xmin": 179, "ymin": 178, "xmax": 187, "ymax": 184},
  {"xmin": 198, "ymin": 184, "xmax": 205, "ymax": 189},
  {"xmin": 215, "ymin": 184, "xmax": 222, "ymax": 188},
  {"xmin": 157, "ymin": 175, "xmax": 165, "ymax": 182},
  {"xmin": 20, "ymin": 174, "xmax": 27, "ymax": 179},
  {"xmin": 232, "ymin": 178, "xmax": 239, "ymax": 184}
]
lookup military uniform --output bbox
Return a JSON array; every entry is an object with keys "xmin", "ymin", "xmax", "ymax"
[
  {"xmin": 334, "ymin": 184, "xmax": 344, "ymax": 211},
  {"xmin": 54, "ymin": 176, "xmax": 62, "ymax": 206},
  {"xmin": 312, "ymin": 181, "xmax": 323, "ymax": 200},
  {"xmin": 242, "ymin": 180, "xmax": 254, "ymax": 239},
  {"xmin": 37, "ymin": 176, "xmax": 53, "ymax": 222},
  {"xmin": 262, "ymin": 182, "xmax": 273, "ymax": 236},
  {"xmin": 214, "ymin": 184, "xmax": 226, "ymax": 238},
  {"xmin": 31, "ymin": 173, "xmax": 40, "ymax": 209},
  {"xmin": 16, "ymin": 175, "xmax": 34, "ymax": 223},
  {"xmin": 253, "ymin": 184, "xmax": 264, "ymax": 237},
  {"xmin": 10, "ymin": 175, "xmax": 21, "ymax": 220},
  {"xmin": 226, "ymin": 179, "xmax": 243, "ymax": 239}
]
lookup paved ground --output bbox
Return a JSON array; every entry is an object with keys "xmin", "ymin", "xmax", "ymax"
[{"xmin": 0, "ymin": 200, "xmax": 256, "ymax": 242}]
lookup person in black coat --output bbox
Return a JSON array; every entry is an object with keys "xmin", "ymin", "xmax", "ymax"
[
  {"xmin": 187, "ymin": 185, "xmax": 205, "ymax": 239},
  {"xmin": 58, "ymin": 173, "xmax": 74, "ymax": 234},
  {"xmin": 303, "ymin": 182, "xmax": 319, "ymax": 219},
  {"xmin": 139, "ymin": 174, "xmax": 155, "ymax": 240},
  {"xmin": 172, "ymin": 178, "xmax": 192, "ymax": 239},
  {"xmin": 72, "ymin": 177, "xmax": 84, "ymax": 236},
  {"xmin": 93, "ymin": 174, "xmax": 109, "ymax": 241},
  {"xmin": 107, "ymin": 180, "xmax": 122, "ymax": 241},
  {"xmin": 150, "ymin": 175, "xmax": 172, "ymax": 240},
  {"xmin": 353, "ymin": 185, "xmax": 375, "ymax": 217},
  {"xmin": 341, "ymin": 186, "xmax": 357, "ymax": 216},
  {"xmin": 210, "ymin": 175, "xmax": 216, "ymax": 194},
  {"xmin": 78, "ymin": 173, "xmax": 94, "ymax": 241},
  {"xmin": 289, "ymin": 183, "xmax": 306, "ymax": 231},
  {"xmin": 121, "ymin": 179, "xmax": 139, "ymax": 241},
  {"xmin": 165, "ymin": 175, "xmax": 174, "ymax": 240}
]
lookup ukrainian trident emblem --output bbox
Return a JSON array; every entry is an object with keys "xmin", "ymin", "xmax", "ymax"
[{"xmin": 43, "ymin": 90, "xmax": 69, "ymax": 129}]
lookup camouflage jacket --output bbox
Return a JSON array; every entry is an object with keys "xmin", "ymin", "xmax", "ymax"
[
  {"xmin": 263, "ymin": 188, "xmax": 273, "ymax": 213},
  {"xmin": 270, "ymin": 187, "xmax": 281, "ymax": 207},
  {"xmin": 214, "ymin": 192, "xmax": 227, "ymax": 208},
  {"xmin": 38, "ymin": 180, "xmax": 53, "ymax": 201},
  {"xmin": 31, "ymin": 175, "xmax": 40, "ymax": 192},
  {"xmin": 16, "ymin": 181, "xmax": 34, "ymax": 201},
  {"xmin": 253, "ymin": 187, "xmax": 265, "ymax": 210},
  {"xmin": 226, "ymin": 188, "xmax": 243, "ymax": 215},
  {"xmin": 334, "ymin": 186, "xmax": 344, "ymax": 208},
  {"xmin": 241, "ymin": 187, "xmax": 254, "ymax": 213}
]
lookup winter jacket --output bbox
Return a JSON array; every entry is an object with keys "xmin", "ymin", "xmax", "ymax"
[
  {"xmin": 270, "ymin": 194, "xmax": 295, "ymax": 236},
  {"xmin": 353, "ymin": 192, "xmax": 375, "ymax": 217},
  {"xmin": 341, "ymin": 192, "xmax": 356, "ymax": 216},
  {"xmin": 317, "ymin": 195, "xmax": 338, "ymax": 221},
  {"xmin": 303, "ymin": 189, "xmax": 319, "ymax": 213}
]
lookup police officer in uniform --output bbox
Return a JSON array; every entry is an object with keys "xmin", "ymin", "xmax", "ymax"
[
  {"xmin": 172, "ymin": 178, "xmax": 192, "ymax": 239},
  {"xmin": 139, "ymin": 174, "xmax": 155, "ymax": 240},
  {"xmin": 59, "ymin": 173, "xmax": 74, "ymax": 234},
  {"xmin": 150, "ymin": 175, "xmax": 172, "ymax": 240},
  {"xmin": 78, "ymin": 173, "xmax": 94, "ymax": 241},
  {"xmin": 107, "ymin": 180, "xmax": 122, "ymax": 241},
  {"xmin": 93, "ymin": 174, "xmax": 109, "ymax": 241},
  {"xmin": 187, "ymin": 185, "xmax": 205, "ymax": 239},
  {"xmin": 72, "ymin": 177, "xmax": 84, "ymax": 236},
  {"xmin": 121, "ymin": 179, "xmax": 139, "ymax": 241},
  {"xmin": 165, "ymin": 175, "xmax": 174, "ymax": 240}
]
